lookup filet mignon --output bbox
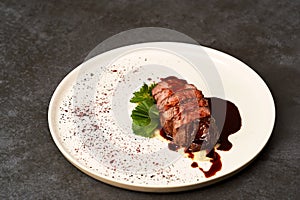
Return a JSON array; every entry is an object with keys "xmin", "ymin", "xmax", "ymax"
[{"xmin": 152, "ymin": 76, "xmax": 218, "ymax": 151}]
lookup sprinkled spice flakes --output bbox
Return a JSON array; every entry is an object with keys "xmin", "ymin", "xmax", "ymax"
[
  {"xmin": 55, "ymin": 60, "xmax": 213, "ymax": 186},
  {"xmin": 53, "ymin": 48, "xmax": 229, "ymax": 188}
]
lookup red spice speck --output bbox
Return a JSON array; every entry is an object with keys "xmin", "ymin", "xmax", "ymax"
[
  {"xmin": 92, "ymin": 124, "xmax": 99, "ymax": 130},
  {"xmin": 111, "ymin": 70, "xmax": 118, "ymax": 72}
]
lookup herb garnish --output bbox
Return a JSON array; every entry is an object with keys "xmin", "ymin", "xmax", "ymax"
[{"xmin": 130, "ymin": 83, "xmax": 159, "ymax": 137}]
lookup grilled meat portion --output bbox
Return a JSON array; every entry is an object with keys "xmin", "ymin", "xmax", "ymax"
[{"xmin": 152, "ymin": 76, "xmax": 216, "ymax": 149}]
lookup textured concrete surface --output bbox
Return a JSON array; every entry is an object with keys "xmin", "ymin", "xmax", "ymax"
[{"xmin": 1, "ymin": 0, "xmax": 299, "ymax": 199}]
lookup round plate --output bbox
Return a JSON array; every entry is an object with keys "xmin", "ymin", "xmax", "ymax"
[{"xmin": 48, "ymin": 42, "xmax": 275, "ymax": 192}]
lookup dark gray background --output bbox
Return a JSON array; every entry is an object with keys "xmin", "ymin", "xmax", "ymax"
[{"xmin": 1, "ymin": 0, "xmax": 299, "ymax": 199}]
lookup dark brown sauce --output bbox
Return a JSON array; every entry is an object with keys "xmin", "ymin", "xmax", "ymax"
[
  {"xmin": 186, "ymin": 151, "xmax": 194, "ymax": 159},
  {"xmin": 207, "ymin": 97, "xmax": 242, "ymax": 151},
  {"xmin": 160, "ymin": 97, "xmax": 241, "ymax": 178},
  {"xmin": 191, "ymin": 162, "xmax": 198, "ymax": 168},
  {"xmin": 199, "ymin": 151, "xmax": 222, "ymax": 178}
]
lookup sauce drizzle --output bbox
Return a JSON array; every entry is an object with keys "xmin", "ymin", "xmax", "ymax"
[{"xmin": 199, "ymin": 151, "xmax": 222, "ymax": 178}]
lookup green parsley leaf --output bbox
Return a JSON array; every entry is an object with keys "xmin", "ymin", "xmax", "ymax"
[
  {"xmin": 130, "ymin": 83, "xmax": 157, "ymax": 103},
  {"xmin": 132, "ymin": 120, "xmax": 159, "ymax": 138},
  {"xmin": 130, "ymin": 83, "xmax": 160, "ymax": 138}
]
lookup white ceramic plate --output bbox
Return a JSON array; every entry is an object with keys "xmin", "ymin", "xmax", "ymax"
[{"xmin": 48, "ymin": 42, "xmax": 275, "ymax": 192}]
